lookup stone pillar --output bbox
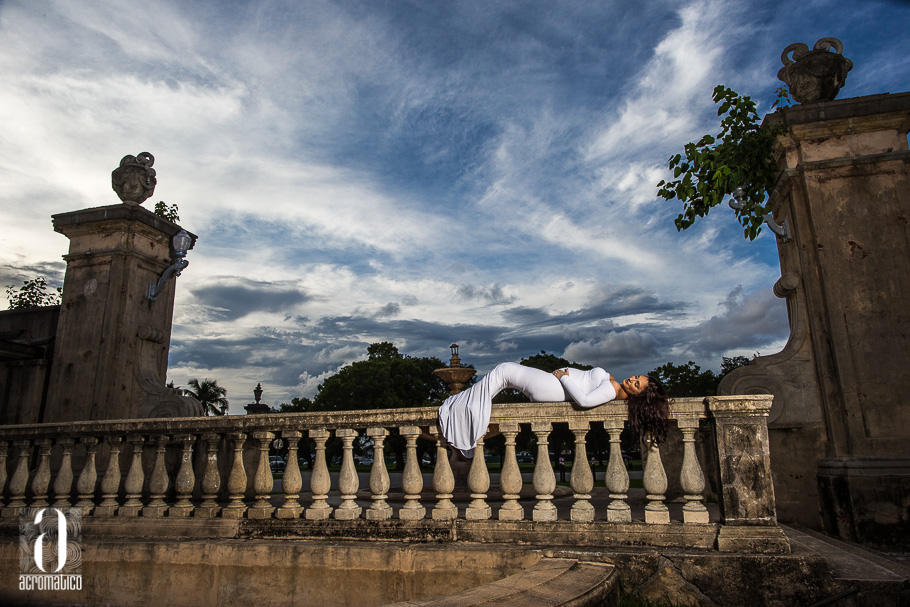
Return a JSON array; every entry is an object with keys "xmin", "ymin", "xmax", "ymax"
[
  {"xmin": 708, "ymin": 396, "xmax": 790, "ymax": 553},
  {"xmin": 45, "ymin": 203, "xmax": 199, "ymax": 421},
  {"xmin": 721, "ymin": 92, "xmax": 910, "ymax": 547}
]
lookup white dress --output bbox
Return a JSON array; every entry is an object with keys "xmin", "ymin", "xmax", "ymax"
[{"xmin": 437, "ymin": 362, "xmax": 617, "ymax": 456}]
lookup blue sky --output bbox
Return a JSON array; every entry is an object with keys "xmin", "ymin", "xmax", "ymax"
[{"xmin": 2, "ymin": 1, "xmax": 908, "ymax": 412}]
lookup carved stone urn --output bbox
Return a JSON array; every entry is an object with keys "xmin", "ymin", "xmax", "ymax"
[
  {"xmin": 777, "ymin": 38, "xmax": 852, "ymax": 104},
  {"xmin": 433, "ymin": 344, "xmax": 476, "ymax": 395},
  {"xmin": 111, "ymin": 152, "xmax": 157, "ymax": 205}
]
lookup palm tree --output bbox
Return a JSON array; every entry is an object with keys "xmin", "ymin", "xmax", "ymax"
[{"xmin": 186, "ymin": 378, "xmax": 229, "ymax": 416}]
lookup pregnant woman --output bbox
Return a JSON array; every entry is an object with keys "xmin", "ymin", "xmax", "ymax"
[{"xmin": 437, "ymin": 362, "xmax": 669, "ymax": 457}]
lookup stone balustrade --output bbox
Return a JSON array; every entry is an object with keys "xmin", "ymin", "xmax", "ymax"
[{"xmin": 0, "ymin": 395, "xmax": 789, "ymax": 552}]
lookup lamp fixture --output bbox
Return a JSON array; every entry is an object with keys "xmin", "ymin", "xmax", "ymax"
[
  {"xmin": 729, "ymin": 187, "xmax": 792, "ymax": 242},
  {"xmin": 147, "ymin": 229, "xmax": 192, "ymax": 301}
]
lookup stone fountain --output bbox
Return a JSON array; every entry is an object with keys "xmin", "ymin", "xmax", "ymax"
[{"xmin": 433, "ymin": 343, "xmax": 476, "ymax": 395}]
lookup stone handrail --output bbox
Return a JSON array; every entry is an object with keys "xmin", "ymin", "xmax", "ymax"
[{"xmin": 0, "ymin": 395, "xmax": 787, "ymax": 552}]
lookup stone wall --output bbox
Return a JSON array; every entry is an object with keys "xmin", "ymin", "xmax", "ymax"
[{"xmin": 0, "ymin": 306, "xmax": 59, "ymax": 425}]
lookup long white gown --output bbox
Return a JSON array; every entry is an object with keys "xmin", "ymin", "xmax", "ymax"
[{"xmin": 436, "ymin": 362, "xmax": 617, "ymax": 456}]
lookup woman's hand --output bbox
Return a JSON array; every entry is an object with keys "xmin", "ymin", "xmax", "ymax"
[{"xmin": 552, "ymin": 368, "xmax": 569, "ymax": 379}]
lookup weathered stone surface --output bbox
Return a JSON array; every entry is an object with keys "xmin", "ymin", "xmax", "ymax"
[
  {"xmin": 777, "ymin": 38, "xmax": 852, "ymax": 103},
  {"xmin": 724, "ymin": 91, "xmax": 910, "ymax": 547},
  {"xmin": 45, "ymin": 203, "xmax": 200, "ymax": 422}
]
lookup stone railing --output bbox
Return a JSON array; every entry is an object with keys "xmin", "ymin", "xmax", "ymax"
[{"xmin": 0, "ymin": 396, "xmax": 789, "ymax": 553}]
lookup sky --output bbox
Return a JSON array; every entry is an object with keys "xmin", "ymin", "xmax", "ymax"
[{"xmin": 2, "ymin": 1, "xmax": 908, "ymax": 413}]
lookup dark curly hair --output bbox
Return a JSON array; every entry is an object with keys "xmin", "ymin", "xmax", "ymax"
[{"xmin": 626, "ymin": 375, "xmax": 671, "ymax": 444}]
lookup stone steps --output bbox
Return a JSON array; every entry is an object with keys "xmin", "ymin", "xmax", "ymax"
[{"xmin": 384, "ymin": 558, "xmax": 617, "ymax": 607}]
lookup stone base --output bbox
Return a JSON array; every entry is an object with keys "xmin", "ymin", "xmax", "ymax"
[
  {"xmin": 333, "ymin": 506, "xmax": 362, "ymax": 521},
  {"xmin": 607, "ymin": 506, "xmax": 632, "ymax": 524},
  {"xmin": 645, "ymin": 508, "xmax": 670, "ymax": 525},
  {"xmin": 247, "ymin": 507, "xmax": 276, "ymax": 519},
  {"xmin": 119, "ymin": 505, "xmax": 143, "ymax": 517},
  {"xmin": 194, "ymin": 505, "xmax": 222, "ymax": 518},
  {"xmin": 716, "ymin": 525, "xmax": 791, "ymax": 554},
  {"xmin": 571, "ymin": 502, "xmax": 595, "ymax": 523},
  {"xmin": 817, "ymin": 457, "xmax": 910, "ymax": 550},
  {"xmin": 221, "ymin": 507, "xmax": 246, "ymax": 519},
  {"xmin": 142, "ymin": 506, "xmax": 167, "ymax": 518},
  {"xmin": 465, "ymin": 506, "xmax": 492, "ymax": 520},
  {"xmin": 683, "ymin": 508, "xmax": 710, "ymax": 525},
  {"xmin": 398, "ymin": 506, "xmax": 426, "ymax": 521},
  {"xmin": 305, "ymin": 506, "xmax": 332, "ymax": 520},
  {"xmin": 365, "ymin": 505, "xmax": 393, "ymax": 521},
  {"xmin": 0, "ymin": 506, "xmax": 23, "ymax": 518},
  {"xmin": 532, "ymin": 506, "xmax": 558, "ymax": 522},
  {"xmin": 431, "ymin": 506, "xmax": 458, "ymax": 521},
  {"xmin": 276, "ymin": 506, "xmax": 303, "ymax": 519},
  {"xmin": 93, "ymin": 505, "xmax": 118, "ymax": 517},
  {"xmin": 168, "ymin": 506, "xmax": 193, "ymax": 518},
  {"xmin": 498, "ymin": 504, "xmax": 524, "ymax": 521}
]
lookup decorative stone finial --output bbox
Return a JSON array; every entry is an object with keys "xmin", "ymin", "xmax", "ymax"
[
  {"xmin": 111, "ymin": 152, "xmax": 157, "ymax": 204},
  {"xmin": 777, "ymin": 38, "xmax": 852, "ymax": 104}
]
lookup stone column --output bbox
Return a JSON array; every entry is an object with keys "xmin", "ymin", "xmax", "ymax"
[
  {"xmin": 247, "ymin": 431, "xmax": 275, "ymax": 519},
  {"xmin": 142, "ymin": 435, "xmax": 170, "ymax": 517},
  {"xmin": 119, "ymin": 436, "xmax": 145, "ymax": 516},
  {"xmin": 30, "ymin": 438, "xmax": 53, "ymax": 509},
  {"xmin": 399, "ymin": 426, "xmax": 426, "ymax": 520},
  {"xmin": 465, "ymin": 434, "xmax": 491, "ymax": 520},
  {"xmin": 222, "ymin": 432, "xmax": 248, "ymax": 519},
  {"xmin": 334, "ymin": 429, "xmax": 361, "ymax": 520},
  {"xmin": 365, "ymin": 427, "xmax": 392, "ymax": 521},
  {"xmin": 604, "ymin": 422, "xmax": 630, "ymax": 523},
  {"xmin": 46, "ymin": 203, "xmax": 199, "ymax": 421},
  {"xmin": 305, "ymin": 428, "xmax": 333, "ymax": 520},
  {"xmin": 94, "ymin": 436, "xmax": 122, "ymax": 516},
  {"xmin": 569, "ymin": 421, "xmax": 594, "ymax": 523},
  {"xmin": 276, "ymin": 431, "xmax": 303, "ymax": 519},
  {"xmin": 498, "ymin": 423, "xmax": 524, "ymax": 521},
  {"xmin": 429, "ymin": 428, "xmax": 457, "ymax": 521},
  {"xmin": 532, "ymin": 422, "xmax": 557, "ymax": 522},
  {"xmin": 196, "ymin": 433, "xmax": 222, "ymax": 518}
]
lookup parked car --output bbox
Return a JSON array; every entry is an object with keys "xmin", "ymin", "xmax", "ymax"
[
  {"xmin": 358, "ymin": 457, "xmax": 373, "ymax": 466},
  {"xmin": 269, "ymin": 456, "xmax": 286, "ymax": 472},
  {"xmin": 517, "ymin": 453, "xmax": 534, "ymax": 464}
]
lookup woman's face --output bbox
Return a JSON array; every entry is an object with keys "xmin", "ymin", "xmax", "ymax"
[{"xmin": 623, "ymin": 375, "xmax": 649, "ymax": 396}]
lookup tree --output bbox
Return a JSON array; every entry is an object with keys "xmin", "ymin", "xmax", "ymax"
[
  {"xmin": 153, "ymin": 201, "xmax": 180, "ymax": 223},
  {"xmin": 278, "ymin": 397, "xmax": 313, "ymax": 413},
  {"xmin": 310, "ymin": 342, "xmax": 446, "ymax": 412},
  {"xmin": 649, "ymin": 356, "xmax": 752, "ymax": 397},
  {"xmin": 186, "ymin": 378, "xmax": 229, "ymax": 416},
  {"xmin": 657, "ymin": 85, "xmax": 782, "ymax": 240},
  {"xmin": 5, "ymin": 277, "xmax": 61, "ymax": 310}
]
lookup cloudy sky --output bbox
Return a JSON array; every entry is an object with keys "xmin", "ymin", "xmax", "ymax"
[{"xmin": 2, "ymin": 1, "xmax": 907, "ymax": 412}]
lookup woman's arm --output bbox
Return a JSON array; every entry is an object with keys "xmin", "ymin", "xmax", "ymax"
[{"xmin": 557, "ymin": 369, "xmax": 617, "ymax": 408}]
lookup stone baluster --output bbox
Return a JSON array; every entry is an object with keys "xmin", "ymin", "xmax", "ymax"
[
  {"xmin": 604, "ymin": 424, "xmax": 630, "ymax": 523},
  {"xmin": 2, "ymin": 440, "xmax": 32, "ymax": 517},
  {"xmin": 430, "ymin": 427, "xmax": 457, "ymax": 521},
  {"xmin": 30, "ymin": 438, "xmax": 53, "ymax": 509},
  {"xmin": 305, "ymin": 428, "xmax": 333, "ymax": 520},
  {"xmin": 75, "ymin": 437, "xmax": 99, "ymax": 515},
  {"xmin": 643, "ymin": 438, "xmax": 669, "ymax": 524},
  {"xmin": 498, "ymin": 423, "xmax": 524, "ymax": 521},
  {"xmin": 334, "ymin": 429, "xmax": 361, "ymax": 520},
  {"xmin": 2, "ymin": 439, "xmax": 32, "ymax": 517},
  {"xmin": 196, "ymin": 433, "xmax": 222, "ymax": 518},
  {"xmin": 532, "ymin": 422, "xmax": 557, "ymax": 521},
  {"xmin": 248, "ymin": 431, "xmax": 275, "ymax": 519},
  {"xmin": 465, "ymin": 433, "xmax": 491, "ymax": 520},
  {"xmin": 678, "ymin": 416, "xmax": 709, "ymax": 524},
  {"xmin": 569, "ymin": 421, "xmax": 594, "ymax": 522},
  {"xmin": 143, "ymin": 435, "xmax": 170, "ymax": 517},
  {"xmin": 365, "ymin": 427, "xmax": 392, "ymax": 521},
  {"xmin": 277, "ymin": 431, "xmax": 303, "ymax": 519},
  {"xmin": 169, "ymin": 434, "xmax": 197, "ymax": 517},
  {"xmin": 95, "ymin": 436, "xmax": 123, "ymax": 516},
  {"xmin": 119, "ymin": 436, "xmax": 145, "ymax": 516},
  {"xmin": 0, "ymin": 440, "xmax": 8, "ymax": 508},
  {"xmin": 222, "ymin": 432, "xmax": 248, "ymax": 519},
  {"xmin": 399, "ymin": 426, "xmax": 425, "ymax": 520},
  {"xmin": 52, "ymin": 438, "xmax": 77, "ymax": 510}
]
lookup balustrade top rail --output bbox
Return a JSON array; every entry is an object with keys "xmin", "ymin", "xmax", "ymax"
[{"xmin": 0, "ymin": 396, "xmax": 737, "ymax": 438}]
